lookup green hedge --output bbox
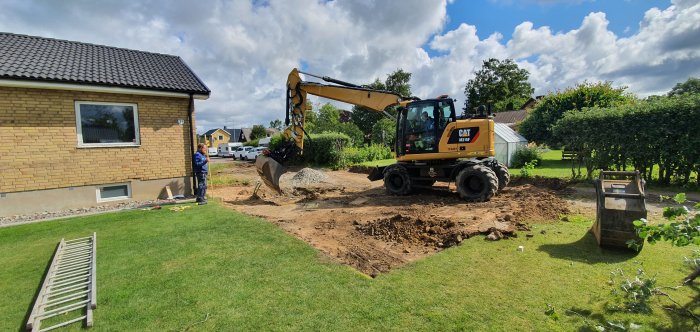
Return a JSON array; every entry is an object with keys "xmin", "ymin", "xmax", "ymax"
[
  {"xmin": 552, "ymin": 94, "xmax": 700, "ymax": 184},
  {"xmin": 341, "ymin": 144, "xmax": 393, "ymax": 166},
  {"xmin": 267, "ymin": 133, "xmax": 393, "ymax": 169}
]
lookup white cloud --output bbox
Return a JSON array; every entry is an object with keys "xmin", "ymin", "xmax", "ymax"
[{"xmin": 0, "ymin": 0, "xmax": 698, "ymax": 132}]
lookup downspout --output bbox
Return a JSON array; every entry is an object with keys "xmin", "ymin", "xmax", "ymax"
[{"xmin": 187, "ymin": 94, "xmax": 197, "ymax": 195}]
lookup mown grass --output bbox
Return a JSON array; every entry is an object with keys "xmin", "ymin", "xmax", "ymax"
[{"xmin": 0, "ymin": 204, "xmax": 696, "ymax": 331}]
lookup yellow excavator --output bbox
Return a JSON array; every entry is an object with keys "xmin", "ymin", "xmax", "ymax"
[{"xmin": 255, "ymin": 68, "xmax": 510, "ymax": 202}]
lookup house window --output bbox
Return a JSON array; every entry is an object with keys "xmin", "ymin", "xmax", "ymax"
[
  {"xmin": 75, "ymin": 101, "xmax": 139, "ymax": 147},
  {"xmin": 218, "ymin": 135, "xmax": 223, "ymax": 140},
  {"xmin": 96, "ymin": 183, "xmax": 131, "ymax": 202}
]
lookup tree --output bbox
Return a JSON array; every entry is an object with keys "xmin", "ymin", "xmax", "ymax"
[
  {"xmin": 668, "ymin": 77, "xmax": 700, "ymax": 96},
  {"xmin": 464, "ymin": 58, "xmax": 534, "ymax": 113},
  {"xmin": 371, "ymin": 118, "xmax": 396, "ymax": 147},
  {"xmin": 316, "ymin": 103, "xmax": 341, "ymax": 133},
  {"xmin": 519, "ymin": 81, "xmax": 633, "ymax": 146},
  {"xmin": 315, "ymin": 103, "xmax": 364, "ymax": 146},
  {"xmin": 269, "ymin": 119, "xmax": 283, "ymax": 131},
  {"xmin": 351, "ymin": 69, "xmax": 412, "ymax": 143},
  {"xmin": 250, "ymin": 125, "xmax": 267, "ymax": 140}
]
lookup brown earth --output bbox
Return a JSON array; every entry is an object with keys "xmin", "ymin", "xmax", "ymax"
[{"xmin": 209, "ymin": 161, "xmax": 570, "ymax": 277}]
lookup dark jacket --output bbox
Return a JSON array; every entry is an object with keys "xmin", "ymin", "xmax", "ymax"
[{"xmin": 194, "ymin": 151, "xmax": 208, "ymax": 173}]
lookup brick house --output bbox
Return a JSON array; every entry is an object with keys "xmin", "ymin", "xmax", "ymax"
[{"xmin": 0, "ymin": 33, "xmax": 210, "ymax": 216}]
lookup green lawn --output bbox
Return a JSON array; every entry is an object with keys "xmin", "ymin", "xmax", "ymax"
[{"xmin": 0, "ymin": 204, "xmax": 696, "ymax": 331}]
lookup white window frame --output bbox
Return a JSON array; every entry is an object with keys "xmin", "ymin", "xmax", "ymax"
[
  {"xmin": 96, "ymin": 182, "xmax": 132, "ymax": 202},
  {"xmin": 75, "ymin": 101, "xmax": 140, "ymax": 147}
]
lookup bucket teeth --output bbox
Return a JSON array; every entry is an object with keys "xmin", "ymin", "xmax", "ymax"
[{"xmin": 255, "ymin": 156, "xmax": 286, "ymax": 193}]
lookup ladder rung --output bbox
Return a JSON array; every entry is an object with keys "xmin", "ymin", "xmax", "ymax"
[
  {"xmin": 65, "ymin": 236, "xmax": 92, "ymax": 242},
  {"xmin": 60, "ymin": 250, "xmax": 91, "ymax": 258},
  {"xmin": 38, "ymin": 299, "xmax": 89, "ymax": 317},
  {"xmin": 45, "ymin": 291, "xmax": 88, "ymax": 306},
  {"xmin": 55, "ymin": 261, "xmax": 91, "ymax": 271},
  {"xmin": 56, "ymin": 256, "xmax": 91, "ymax": 266},
  {"xmin": 66, "ymin": 242, "xmax": 92, "ymax": 249},
  {"xmin": 51, "ymin": 275, "xmax": 90, "ymax": 289},
  {"xmin": 47, "ymin": 283, "xmax": 88, "ymax": 297},
  {"xmin": 39, "ymin": 315, "xmax": 87, "ymax": 332},
  {"xmin": 50, "ymin": 280, "xmax": 90, "ymax": 293},
  {"xmin": 65, "ymin": 243, "xmax": 92, "ymax": 252},
  {"xmin": 53, "ymin": 265, "xmax": 90, "ymax": 277},
  {"xmin": 52, "ymin": 270, "xmax": 90, "ymax": 282}
]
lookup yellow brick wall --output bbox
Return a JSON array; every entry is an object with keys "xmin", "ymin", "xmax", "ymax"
[{"xmin": 0, "ymin": 87, "xmax": 196, "ymax": 193}]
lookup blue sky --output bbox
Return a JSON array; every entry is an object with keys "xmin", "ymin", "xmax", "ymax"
[
  {"xmin": 445, "ymin": 0, "xmax": 670, "ymax": 41},
  {"xmin": 0, "ymin": 0, "xmax": 698, "ymax": 131}
]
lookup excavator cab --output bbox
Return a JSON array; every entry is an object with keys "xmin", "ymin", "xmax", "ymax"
[{"xmin": 397, "ymin": 98, "xmax": 456, "ymax": 156}]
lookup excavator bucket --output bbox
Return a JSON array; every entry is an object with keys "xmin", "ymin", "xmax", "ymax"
[{"xmin": 255, "ymin": 155, "xmax": 287, "ymax": 193}]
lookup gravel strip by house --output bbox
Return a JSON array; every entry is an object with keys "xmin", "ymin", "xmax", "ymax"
[{"xmin": 0, "ymin": 198, "xmax": 193, "ymax": 227}]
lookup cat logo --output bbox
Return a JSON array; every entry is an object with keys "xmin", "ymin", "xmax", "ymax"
[{"xmin": 458, "ymin": 129, "xmax": 471, "ymax": 142}]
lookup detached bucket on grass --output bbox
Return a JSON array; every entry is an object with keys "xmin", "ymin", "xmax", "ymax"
[{"xmin": 592, "ymin": 170, "xmax": 647, "ymax": 249}]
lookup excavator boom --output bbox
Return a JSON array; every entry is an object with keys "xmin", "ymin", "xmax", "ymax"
[{"xmin": 256, "ymin": 68, "xmax": 405, "ymax": 192}]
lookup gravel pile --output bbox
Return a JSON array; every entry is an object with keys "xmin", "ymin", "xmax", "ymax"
[
  {"xmin": 289, "ymin": 168, "xmax": 329, "ymax": 187},
  {"xmin": 0, "ymin": 198, "xmax": 187, "ymax": 227}
]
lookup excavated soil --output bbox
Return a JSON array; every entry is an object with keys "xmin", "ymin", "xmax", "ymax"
[{"xmin": 210, "ymin": 161, "xmax": 570, "ymax": 277}]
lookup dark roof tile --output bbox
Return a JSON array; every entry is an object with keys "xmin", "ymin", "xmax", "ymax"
[{"xmin": 0, "ymin": 32, "xmax": 210, "ymax": 95}]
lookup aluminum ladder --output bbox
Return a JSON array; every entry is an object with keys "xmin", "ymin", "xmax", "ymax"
[{"xmin": 26, "ymin": 233, "xmax": 97, "ymax": 331}]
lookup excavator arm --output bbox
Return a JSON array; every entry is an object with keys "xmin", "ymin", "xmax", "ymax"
[{"xmin": 256, "ymin": 68, "xmax": 406, "ymax": 192}]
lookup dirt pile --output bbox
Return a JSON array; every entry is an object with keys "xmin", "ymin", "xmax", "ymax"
[{"xmin": 356, "ymin": 215, "xmax": 475, "ymax": 249}]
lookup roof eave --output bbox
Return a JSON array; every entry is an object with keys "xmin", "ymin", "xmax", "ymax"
[{"xmin": 0, "ymin": 78, "xmax": 210, "ymax": 100}]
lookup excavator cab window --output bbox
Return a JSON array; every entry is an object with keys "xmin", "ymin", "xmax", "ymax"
[{"xmin": 398, "ymin": 99, "xmax": 456, "ymax": 156}]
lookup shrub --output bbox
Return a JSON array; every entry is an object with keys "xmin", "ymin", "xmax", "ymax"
[
  {"xmin": 341, "ymin": 144, "xmax": 393, "ymax": 166},
  {"xmin": 243, "ymin": 139, "xmax": 259, "ymax": 147},
  {"xmin": 519, "ymin": 160, "xmax": 538, "ymax": 178},
  {"xmin": 301, "ymin": 132, "xmax": 351, "ymax": 168},
  {"xmin": 511, "ymin": 145, "xmax": 542, "ymax": 168}
]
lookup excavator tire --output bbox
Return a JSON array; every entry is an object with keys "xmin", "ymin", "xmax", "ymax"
[
  {"xmin": 455, "ymin": 165, "xmax": 498, "ymax": 202},
  {"xmin": 492, "ymin": 162, "xmax": 510, "ymax": 191},
  {"xmin": 384, "ymin": 165, "xmax": 412, "ymax": 195}
]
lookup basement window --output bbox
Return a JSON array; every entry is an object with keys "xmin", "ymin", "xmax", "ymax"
[
  {"xmin": 75, "ymin": 101, "xmax": 140, "ymax": 147},
  {"xmin": 96, "ymin": 183, "xmax": 131, "ymax": 202}
]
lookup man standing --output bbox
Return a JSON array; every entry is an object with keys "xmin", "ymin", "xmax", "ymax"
[{"xmin": 194, "ymin": 143, "xmax": 210, "ymax": 205}]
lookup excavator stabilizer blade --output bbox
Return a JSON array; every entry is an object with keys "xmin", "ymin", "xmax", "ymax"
[{"xmin": 255, "ymin": 155, "xmax": 286, "ymax": 193}]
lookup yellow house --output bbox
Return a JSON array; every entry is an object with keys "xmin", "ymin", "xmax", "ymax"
[
  {"xmin": 203, "ymin": 128, "xmax": 231, "ymax": 148},
  {"xmin": 0, "ymin": 33, "xmax": 210, "ymax": 217}
]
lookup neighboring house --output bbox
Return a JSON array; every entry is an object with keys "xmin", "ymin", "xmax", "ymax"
[
  {"xmin": 492, "ymin": 109, "xmax": 528, "ymax": 128},
  {"xmin": 203, "ymin": 128, "xmax": 231, "ymax": 148},
  {"xmin": 233, "ymin": 127, "xmax": 278, "ymax": 143},
  {"xmin": 202, "ymin": 126, "xmax": 242, "ymax": 147},
  {"xmin": 0, "ymin": 32, "xmax": 210, "ymax": 217}
]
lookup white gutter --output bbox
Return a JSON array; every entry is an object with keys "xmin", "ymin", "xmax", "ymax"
[{"xmin": 0, "ymin": 79, "xmax": 210, "ymax": 100}]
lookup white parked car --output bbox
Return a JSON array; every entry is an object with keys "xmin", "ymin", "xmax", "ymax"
[
  {"xmin": 207, "ymin": 147, "xmax": 218, "ymax": 157},
  {"xmin": 218, "ymin": 142, "xmax": 242, "ymax": 158},
  {"xmin": 232, "ymin": 146, "xmax": 253, "ymax": 160},
  {"xmin": 244, "ymin": 147, "xmax": 266, "ymax": 161}
]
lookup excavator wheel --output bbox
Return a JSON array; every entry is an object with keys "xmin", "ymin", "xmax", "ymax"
[
  {"xmin": 492, "ymin": 162, "xmax": 510, "ymax": 191},
  {"xmin": 384, "ymin": 165, "xmax": 412, "ymax": 195},
  {"xmin": 455, "ymin": 165, "xmax": 498, "ymax": 202}
]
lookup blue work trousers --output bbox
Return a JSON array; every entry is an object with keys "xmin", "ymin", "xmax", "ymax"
[{"xmin": 196, "ymin": 172, "xmax": 207, "ymax": 202}]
